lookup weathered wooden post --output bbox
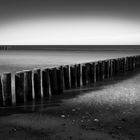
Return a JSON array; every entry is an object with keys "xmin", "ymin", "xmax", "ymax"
[
  {"xmin": 132, "ymin": 56, "xmax": 136, "ymax": 70},
  {"xmin": 118, "ymin": 58, "xmax": 122, "ymax": 73},
  {"xmin": 63, "ymin": 65, "xmax": 70, "ymax": 89},
  {"xmin": 104, "ymin": 60, "xmax": 110, "ymax": 79},
  {"xmin": 96, "ymin": 62, "xmax": 99, "ymax": 81},
  {"xmin": 126, "ymin": 57, "xmax": 129, "ymax": 72},
  {"xmin": 82, "ymin": 64, "xmax": 87, "ymax": 86},
  {"xmin": 127, "ymin": 57, "xmax": 130, "ymax": 71},
  {"xmin": 97, "ymin": 61, "xmax": 101, "ymax": 81},
  {"xmin": 107, "ymin": 60, "xmax": 110, "ymax": 78},
  {"xmin": 136, "ymin": 55, "xmax": 140, "ymax": 68},
  {"xmin": 120, "ymin": 58, "xmax": 123, "ymax": 73},
  {"xmin": 49, "ymin": 68, "xmax": 58, "ymax": 95},
  {"xmin": 104, "ymin": 61, "xmax": 107, "ymax": 79},
  {"xmin": 138, "ymin": 55, "xmax": 140, "ymax": 68},
  {"xmin": 2, "ymin": 73, "xmax": 12, "ymax": 106},
  {"xmin": 57, "ymin": 66, "xmax": 64, "ymax": 94},
  {"xmin": 101, "ymin": 61, "xmax": 105, "ymax": 80},
  {"xmin": 24, "ymin": 70, "xmax": 33, "ymax": 101},
  {"xmin": 15, "ymin": 72, "xmax": 24, "ymax": 104},
  {"xmin": 109, "ymin": 59, "xmax": 113, "ymax": 78},
  {"xmin": 128, "ymin": 57, "xmax": 131, "ymax": 70},
  {"xmin": 85, "ymin": 63, "xmax": 91, "ymax": 84},
  {"xmin": 130, "ymin": 57, "xmax": 133, "ymax": 70},
  {"xmin": 98, "ymin": 61, "xmax": 103, "ymax": 81},
  {"xmin": 111, "ymin": 59, "xmax": 115, "ymax": 76},
  {"xmin": 138, "ymin": 55, "xmax": 140, "ymax": 67},
  {"xmin": 33, "ymin": 69, "xmax": 42, "ymax": 100},
  {"xmin": 129, "ymin": 57, "xmax": 132, "ymax": 71},
  {"xmin": 93, "ymin": 62, "xmax": 96, "ymax": 82},
  {"xmin": 121, "ymin": 58, "xmax": 124, "ymax": 72},
  {"xmin": 123, "ymin": 57, "xmax": 126, "ymax": 72},
  {"xmin": 125, "ymin": 57, "xmax": 127, "ymax": 72},
  {"xmin": 42, "ymin": 68, "xmax": 51, "ymax": 97},
  {"xmin": 131, "ymin": 56, "xmax": 133, "ymax": 70},
  {"xmin": 76, "ymin": 64, "xmax": 82, "ymax": 87},
  {"xmin": 0, "ymin": 76, "xmax": 3, "ymax": 106},
  {"xmin": 70, "ymin": 65, "xmax": 77, "ymax": 88},
  {"xmin": 113, "ymin": 59, "xmax": 117, "ymax": 75},
  {"xmin": 117, "ymin": 59, "xmax": 120, "ymax": 74},
  {"xmin": 135, "ymin": 56, "xmax": 138, "ymax": 68},
  {"xmin": 90, "ymin": 62, "xmax": 95, "ymax": 83}
]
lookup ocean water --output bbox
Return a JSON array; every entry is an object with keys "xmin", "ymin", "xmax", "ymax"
[{"xmin": 0, "ymin": 50, "xmax": 139, "ymax": 74}]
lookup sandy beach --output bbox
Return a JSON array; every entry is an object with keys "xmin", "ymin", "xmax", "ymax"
[{"xmin": 0, "ymin": 67, "xmax": 140, "ymax": 139}]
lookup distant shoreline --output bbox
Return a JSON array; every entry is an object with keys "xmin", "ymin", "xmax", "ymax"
[{"xmin": 0, "ymin": 45, "xmax": 140, "ymax": 51}]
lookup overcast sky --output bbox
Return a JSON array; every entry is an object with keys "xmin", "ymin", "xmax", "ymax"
[{"xmin": 0, "ymin": 0, "xmax": 140, "ymax": 45}]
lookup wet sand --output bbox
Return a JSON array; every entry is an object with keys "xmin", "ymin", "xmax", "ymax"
[{"xmin": 0, "ymin": 69, "xmax": 140, "ymax": 140}]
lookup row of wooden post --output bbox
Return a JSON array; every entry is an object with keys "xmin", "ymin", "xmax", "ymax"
[{"xmin": 0, "ymin": 55, "xmax": 140, "ymax": 106}]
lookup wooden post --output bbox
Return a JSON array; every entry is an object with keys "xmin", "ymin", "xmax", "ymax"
[
  {"xmin": 104, "ymin": 60, "xmax": 110, "ymax": 79},
  {"xmin": 125, "ymin": 57, "xmax": 127, "ymax": 72},
  {"xmin": 0, "ymin": 76, "xmax": 3, "ymax": 106},
  {"xmin": 49, "ymin": 68, "xmax": 58, "ymax": 95},
  {"xmin": 126, "ymin": 57, "xmax": 129, "ymax": 72},
  {"xmin": 93, "ymin": 62, "xmax": 96, "ymax": 83},
  {"xmin": 113, "ymin": 59, "xmax": 117, "ymax": 75},
  {"xmin": 138, "ymin": 56, "xmax": 140, "ymax": 67},
  {"xmin": 33, "ymin": 69, "xmax": 42, "ymax": 100},
  {"xmin": 132, "ymin": 56, "xmax": 136, "ymax": 70},
  {"xmin": 129, "ymin": 57, "xmax": 132, "ymax": 71},
  {"xmin": 111, "ymin": 59, "xmax": 115, "ymax": 76},
  {"xmin": 99, "ymin": 61, "xmax": 104, "ymax": 80},
  {"xmin": 109, "ymin": 60, "xmax": 112, "ymax": 77},
  {"xmin": 120, "ymin": 58, "xmax": 124, "ymax": 73},
  {"xmin": 42, "ymin": 69, "xmax": 51, "ymax": 97},
  {"xmin": 97, "ymin": 61, "xmax": 101, "ymax": 81},
  {"xmin": 121, "ymin": 58, "xmax": 124, "ymax": 73},
  {"xmin": 90, "ymin": 62, "xmax": 95, "ymax": 83},
  {"xmin": 96, "ymin": 62, "xmax": 99, "ymax": 81},
  {"xmin": 131, "ymin": 57, "xmax": 133, "ymax": 70},
  {"xmin": 85, "ymin": 63, "xmax": 91, "ymax": 84},
  {"xmin": 117, "ymin": 59, "xmax": 120, "ymax": 74},
  {"xmin": 123, "ymin": 58, "xmax": 126, "ymax": 72},
  {"xmin": 76, "ymin": 64, "xmax": 82, "ymax": 87},
  {"xmin": 127, "ymin": 57, "xmax": 130, "ymax": 71},
  {"xmin": 15, "ymin": 72, "xmax": 24, "ymax": 104},
  {"xmin": 24, "ymin": 70, "xmax": 33, "ymax": 101},
  {"xmin": 129, "ymin": 57, "xmax": 131, "ymax": 71},
  {"xmin": 2, "ymin": 73, "xmax": 12, "ymax": 106},
  {"xmin": 118, "ymin": 58, "xmax": 121, "ymax": 73},
  {"xmin": 101, "ymin": 61, "xmax": 105, "ymax": 80},
  {"xmin": 57, "ymin": 66, "xmax": 64, "ymax": 94},
  {"xmin": 138, "ymin": 55, "xmax": 140, "ymax": 67},
  {"xmin": 136, "ymin": 56, "xmax": 139, "ymax": 68},
  {"xmin": 82, "ymin": 64, "xmax": 87, "ymax": 86},
  {"xmin": 70, "ymin": 65, "xmax": 77, "ymax": 88},
  {"xmin": 63, "ymin": 65, "xmax": 70, "ymax": 89}
]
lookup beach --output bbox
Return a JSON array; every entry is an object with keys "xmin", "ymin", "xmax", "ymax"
[
  {"xmin": 0, "ymin": 50, "xmax": 140, "ymax": 139},
  {"xmin": 0, "ymin": 69, "xmax": 140, "ymax": 139}
]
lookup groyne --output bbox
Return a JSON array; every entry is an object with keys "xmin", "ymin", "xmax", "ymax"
[{"xmin": 0, "ymin": 55, "xmax": 140, "ymax": 106}]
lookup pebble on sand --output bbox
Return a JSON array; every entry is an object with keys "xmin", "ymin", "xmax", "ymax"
[
  {"xmin": 61, "ymin": 115, "xmax": 66, "ymax": 118},
  {"xmin": 94, "ymin": 118, "xmax": 99, "ymax": 122}
]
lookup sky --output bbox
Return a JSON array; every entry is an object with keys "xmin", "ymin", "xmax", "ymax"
[{"xmin": 0, "ymin": 0, "xmax": 140, "ymax": 45}]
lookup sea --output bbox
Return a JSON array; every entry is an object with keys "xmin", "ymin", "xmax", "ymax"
[{"xmin": 0, "ymin": 47, "xmax": 140, "ymax": 74}]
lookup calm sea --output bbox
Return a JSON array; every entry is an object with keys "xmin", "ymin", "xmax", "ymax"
[{"xmin": 0, "ymin": 50, "xmax": 139, "ymax": 74}]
